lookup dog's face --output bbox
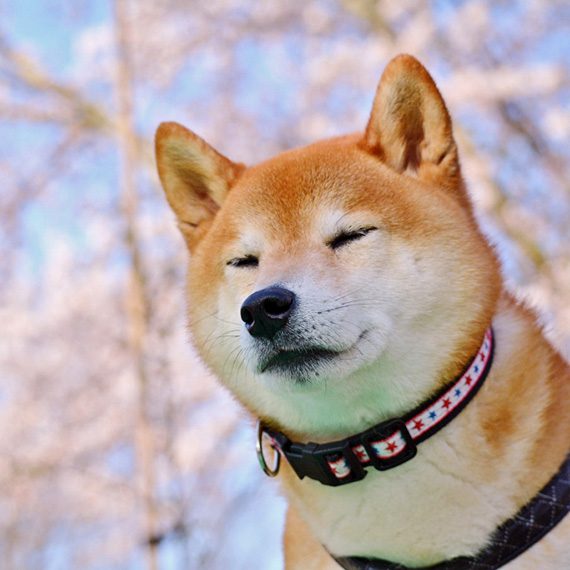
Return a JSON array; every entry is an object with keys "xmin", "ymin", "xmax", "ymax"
[{"xmin": 155, "ymin": 56, "xmax": 500, "ymax": 437}]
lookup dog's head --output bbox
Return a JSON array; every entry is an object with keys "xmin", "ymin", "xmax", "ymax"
[{"xmin": 155, "ymin": 55, "xmax": 500, "ymax": 439}]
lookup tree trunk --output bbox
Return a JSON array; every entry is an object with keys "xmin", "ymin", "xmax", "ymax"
[{"xmin": 113, "ymin": 1, "xmax": 159, "ymax": 569}]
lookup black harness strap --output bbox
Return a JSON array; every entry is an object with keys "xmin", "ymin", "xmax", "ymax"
[{"xmin": 334, "ymin": 453, "xmax": 570, "ymax": 570}]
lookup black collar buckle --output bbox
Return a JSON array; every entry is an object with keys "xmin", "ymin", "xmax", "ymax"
[
  {"xmin": 272, "ymin": 418, "xmax": 418, "ymax": 486},
  {"xmin": 278, "ymin": 435, "xmax": 368, "ymax": 487}
]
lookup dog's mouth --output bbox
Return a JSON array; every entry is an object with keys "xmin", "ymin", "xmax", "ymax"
[
  {"xmin": 259, "ymin": 347, "xmax": 341, "ymax": 375},
  {"xmin": 256, "ymin": 330, "xmax": 371, "ymax": 381}
]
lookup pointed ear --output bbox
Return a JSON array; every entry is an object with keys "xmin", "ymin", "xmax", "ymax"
[
  {"xmin": 155, "ymin": 122, "xmax": 244, "ymax": 244},
  {"xmin": 363, "ymin": 55, "xmax": 463, "ymax": 193}
]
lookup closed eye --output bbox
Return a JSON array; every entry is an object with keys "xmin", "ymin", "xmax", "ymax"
[
  {"xmin": 328, "ymin": 227, "xmax": 377, "ymax": 250},
  {"xmin": 226, "ymin": 255, "xmax": 259, "ymax": 268}
]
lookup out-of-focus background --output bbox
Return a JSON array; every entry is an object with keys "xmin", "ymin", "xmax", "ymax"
[{"xmin": 1, "ymin": 1, "xmax": 569, "ymax": 569}]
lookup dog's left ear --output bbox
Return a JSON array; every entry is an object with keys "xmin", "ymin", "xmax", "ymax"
[{"xmin": 364, "ymin": 55, "xmax": 466, "ymax": 200}]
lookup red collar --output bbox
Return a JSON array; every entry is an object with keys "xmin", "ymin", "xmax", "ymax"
[{"xmin": 257, "ymin": 328, "xmax": 494, "ymax": 486}]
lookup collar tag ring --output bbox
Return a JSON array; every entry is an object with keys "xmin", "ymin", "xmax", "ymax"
[{"xmin": 256, "ymin": 421, "xmax": 281, "ymax": 477}]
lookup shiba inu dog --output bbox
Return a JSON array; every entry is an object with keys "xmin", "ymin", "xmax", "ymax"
[{"xmin": 155, "ymin": 55, "xmax": 570, "ymax": 569}]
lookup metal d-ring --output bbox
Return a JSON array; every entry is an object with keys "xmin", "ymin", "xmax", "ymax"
[{"xmin": 256, "ymin": 421, "xmax": 281, "ymax": 477}]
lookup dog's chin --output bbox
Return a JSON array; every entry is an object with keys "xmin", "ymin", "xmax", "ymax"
[
  {"xmin": 251, "ymin": 330, "xmax": 382, "ymax": 390},
  {"xmin": 259, "ymin": 349, "xmax": 340, "ymax": 386}
]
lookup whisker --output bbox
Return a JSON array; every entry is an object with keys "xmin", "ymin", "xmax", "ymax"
[
  {"xmin": 190, "ymin": 309, "xmax": 219, "ymax": 326},
  {"xmin": 221, "ymin": 344, "xmax": 244, "ymax": 376},
  {"xmin": 201, "ymin": 331, "xmax": 241, "ymax": 356},
  {"xmin": 327, "ymin": 286, "xmax": 367, "ymax": 304},
  {"xmin": 317, "ymin": 299, "xmax": 384, "ymax": 315}
]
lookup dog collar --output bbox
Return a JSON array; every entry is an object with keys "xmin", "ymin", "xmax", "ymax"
[
  {"xmin": 333, "ymin": 452, "xmax": 570, "ymax": 570},
  {"xmin": 257, "ymin": 328, "xmax": 494, "ymax": 486}
]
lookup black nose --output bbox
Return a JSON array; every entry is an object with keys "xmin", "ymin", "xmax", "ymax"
[{"xmin": 240, "ymin": 286, "xmax": 296, "ymax": 339}]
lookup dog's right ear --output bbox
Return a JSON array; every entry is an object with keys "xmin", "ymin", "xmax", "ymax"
[{"xmin": 155, "ymin": 122, "xmax": 244, "ymax": 246}]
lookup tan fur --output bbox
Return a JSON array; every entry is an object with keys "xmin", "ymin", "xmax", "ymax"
[{"xmin": 155, "ymin": 54, "xmax": 570, "ymax": 569}]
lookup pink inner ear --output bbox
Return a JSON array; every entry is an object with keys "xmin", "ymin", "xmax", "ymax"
[
  {"xmin": 155, "ymin": 121, "xmax": 245, "ymax": 233},
  {"xmin": 363, "ymin": 55, "xmax": 455, "ymax": 175}
]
